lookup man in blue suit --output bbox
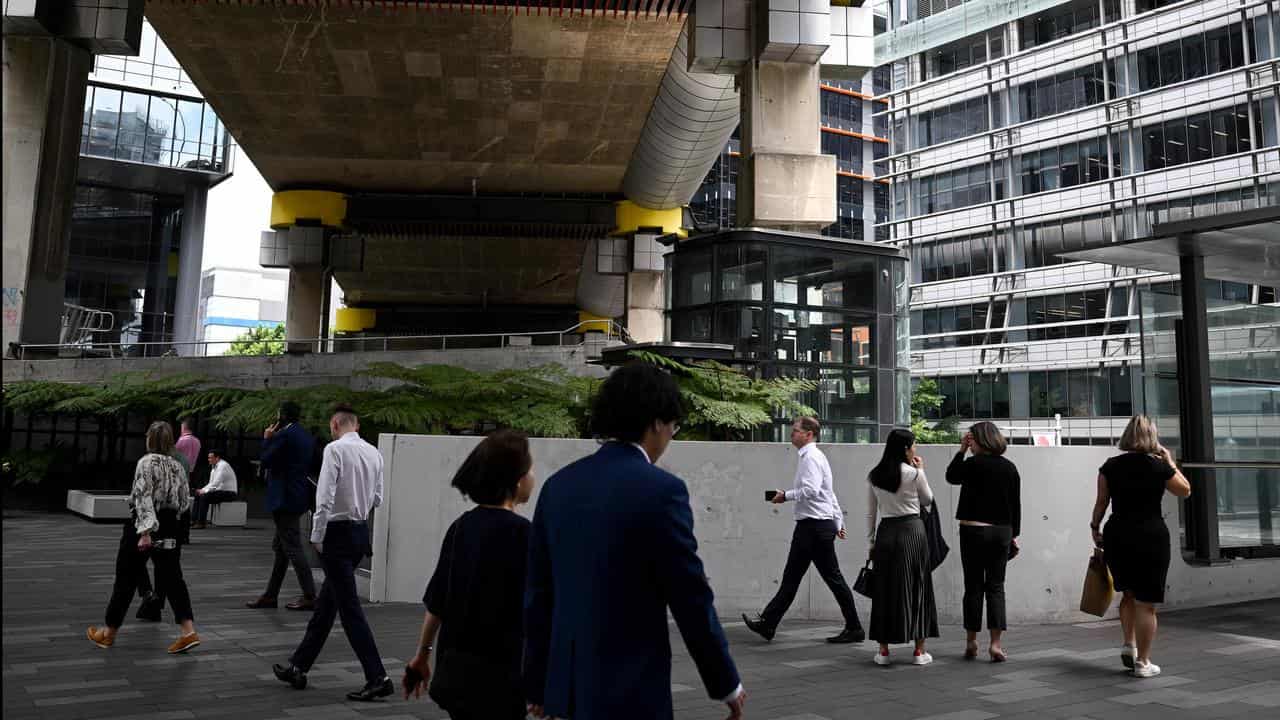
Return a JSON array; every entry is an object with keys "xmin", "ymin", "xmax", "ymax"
[
  {"xmin": 246, "ymin": 401, "xmax": 319, "ymax": 610},
  {"xmin": 524, "ymin": 364, "xmax": 745, "ymax": 719}
]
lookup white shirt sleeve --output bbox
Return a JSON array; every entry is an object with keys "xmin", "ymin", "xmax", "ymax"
[
  {"xmin": 790, "ymin": 454, "xmax": 822, "ymax": 503},
  {"xmin": 311, "ymin": 445, "xmax": 341, "ymax": 544},
  {"xmin": 203, "ymin": 461, "xmax": 228, "ymax": 493},
  {"xmin": 866, "ymin": 484, "xmax": 879, "ymax": 541},
  {"xmin": 372, "ymin": 451, "xmax": 384, "ymax": 509},
  {"xmin": 917, "ymin": 468, "xmax": 934, "ymax": 510}
]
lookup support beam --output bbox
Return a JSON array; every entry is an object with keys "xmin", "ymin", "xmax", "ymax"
[
  {"xmin": 172, "ymin": 184, "xmax": 207, "ymax": 355},
  {"xmin": 1178, "ymin": 252, "xmax": 1219, "ymax": 561},
  {"xmin": 2, "ymin": 34, "xmax": 90, "ymax": 356}
]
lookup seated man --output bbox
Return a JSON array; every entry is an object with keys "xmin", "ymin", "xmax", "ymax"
[{"xmin": 192, "ymin": 450, "xmax": 238, "ymax": 529}]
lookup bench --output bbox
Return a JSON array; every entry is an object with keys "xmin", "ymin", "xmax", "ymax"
[
  {"xmin": 66, "ymin": 490, "xmax": 130, "ymax": 521},
  {"xmin": 209, "ymin": 501, "xmax": 248, "ymax": 527}
]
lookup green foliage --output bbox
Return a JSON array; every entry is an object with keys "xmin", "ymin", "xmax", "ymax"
[
  {"xmin": 910, "ymin": 377, "xmax": 961, "ymax": 444},
  {"xmin": 3, "ymin": 355, "xmax": 821, "ymax": 443},
  {"xmin": 224, "ymin": 324, "xmax": 285, "ymax": 356},
  {"xmin": 627, "ymin": 350, "xmax": 816, "ymax": 440},
  {"xmin": 1, "ymin": 445, "xmax": 75, "ymax": 487}
]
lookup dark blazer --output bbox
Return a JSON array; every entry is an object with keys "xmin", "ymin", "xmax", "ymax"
[
  {"xmin": 523, "ymin": 442, "xmax": 740, "ymax": 720},
  {"xmin": 260, "ymin": 423, "xmax": 315, "ymax": 514}
]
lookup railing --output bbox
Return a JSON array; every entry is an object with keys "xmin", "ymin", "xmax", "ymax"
[{"xmin": 14, "ymin": 320, "xmax": 635, "ymax": 360}]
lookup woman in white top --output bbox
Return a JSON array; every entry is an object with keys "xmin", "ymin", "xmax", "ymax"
[{"xmin": 866, "ymin": 429, "xmax": 939, "ymax": 666}]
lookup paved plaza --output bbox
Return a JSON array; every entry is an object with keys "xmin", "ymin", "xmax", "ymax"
[{"xmin": 3, "ymin": 511, "xmax": 1279, "ymax": 720}]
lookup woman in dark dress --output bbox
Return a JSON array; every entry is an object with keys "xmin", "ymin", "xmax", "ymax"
[
  {"xmin": 1089, "ymin": 415, "xmax": 1190, "ymax": 679},
  {"xmin": 947, "ymin": 421, "xmax": 1021, "ymax": 662},
  {"xmin": 401, "ymin": 430, "xmax": 536, "ymax": 719}
]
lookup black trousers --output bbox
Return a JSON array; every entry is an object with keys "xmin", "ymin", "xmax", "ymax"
[
  {"xmin": 105, "ymin": 512, "xmax": 194, "ymax": 628},
  {"xmin": 959, "ymin": 524, "xmax": 1012, "ymax": 632},
  {"xmin": 289, "ymin": 521, "xmax": 386, "ymax": 683},
  {"xmin": 264, "ymin": 511, "xmax": 317, "ymax": 599},
  {"xmin": 761, "ymin": 519, "xmax": 861, "ymax": 631},
  {"xmin": 193, "ymin": 490, "xmax": 238, "ymax": 523}
]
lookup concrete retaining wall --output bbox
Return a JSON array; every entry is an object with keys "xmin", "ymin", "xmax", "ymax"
[
  {"xmin": 2, "ymin": 342, "xmax": 611, "ymax": 389},
  {"xmin": 372, "ymin": 435, "xmax": 1280, "ymax": 625}
]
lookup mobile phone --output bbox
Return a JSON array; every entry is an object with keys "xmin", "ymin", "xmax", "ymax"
[{"xmin": 765, "ymin": 490, "xmax": 778, "ymax": 501}]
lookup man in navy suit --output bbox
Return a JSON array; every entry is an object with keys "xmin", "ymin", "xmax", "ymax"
[
  {"xmin": 246, "ymin": 401, "xmax": 319, "ymax": 610},
  {"xmin": 524, "ymin": 364, "xmax": 746, "ymax": 720}
]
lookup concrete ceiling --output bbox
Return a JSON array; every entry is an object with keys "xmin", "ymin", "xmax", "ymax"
[{"xmin": 144, "ymin": 2, "xmax": 686, "ymax": 195}]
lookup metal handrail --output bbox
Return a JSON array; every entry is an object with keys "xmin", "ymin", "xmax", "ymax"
[
  {"xmin": 15, "ymin": 319, "xmax": 635, "ymax": 359},
  {"xmin": 1180, "ymin": 461, "xmax": 1280, "ymax": 470}
]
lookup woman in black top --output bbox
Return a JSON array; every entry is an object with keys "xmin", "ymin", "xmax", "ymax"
[
  {"xmin": 401, "ymin": 430, "xmax": 536, "ymax": 719},
  {"xmin": 1089, "ymin": 415, "xmax": 1190, "ymax": 679},
  {"xmin": 947, "ymin": 421, "xmax": 1021, "ymax": 662}
]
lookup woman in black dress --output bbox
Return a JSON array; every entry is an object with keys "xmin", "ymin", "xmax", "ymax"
[
  {"xmin": 401, "ymin": 430, "xmax": 536, "ymax": 719},
  {"xmin": 947, "ymin": 421, "xmax": 1020, "ymax": 662},
  {"xmin": 1089, "ymin": 415, "xmax": 1190, "ymax": 679}
]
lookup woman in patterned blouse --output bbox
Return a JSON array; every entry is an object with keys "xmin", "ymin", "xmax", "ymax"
[{"xmin": 88, "ymin": 421, "xmax": 202, "ymax": 654}]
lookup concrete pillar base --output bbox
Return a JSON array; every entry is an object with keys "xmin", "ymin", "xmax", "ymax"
[
  {"xmin": 738, "ymin": 152, "xmax": 837, "ymax": 232},
  {"xmin": 285, "ymin": 268, "xmax": 326, "ymax": 354},
  {"xmin": 625, "ymin": 271, "xmax": 664, "ymax": 344}
]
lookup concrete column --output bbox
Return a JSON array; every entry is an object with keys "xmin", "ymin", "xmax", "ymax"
[
  {"xmin": 2, "ymin": 35, "xmax": 90, "ymax": 356},
  {"xmin": 737, "ymin": 59, "xmax": 836, "ymax": 230},
  {"xmin": 625, "ymin": 272, "xmax": 664, "ymax": 344},
  {"xmin": 286, "ymin": 267, "xmax": 326, "ymax": 354},
  {"xmin": 172, "ymin": 184, "xmax": 208, "ymax": 355}
]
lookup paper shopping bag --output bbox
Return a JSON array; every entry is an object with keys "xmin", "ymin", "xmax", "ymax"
[{"xmin": 1079, "ymin": 548, "xmax": 1115, "ymax": 617}]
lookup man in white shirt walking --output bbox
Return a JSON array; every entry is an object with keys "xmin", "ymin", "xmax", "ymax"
[
  {"xmin": 743, "ymin": 416, "xmax": 864, "ymax": 644},
  {"xmin": 273, "ymin": 404, "xmax": 392, "ymax": 702},
  {"xmin": 191, "ymin": 450, "xmax": 238, "ymax": 529}
]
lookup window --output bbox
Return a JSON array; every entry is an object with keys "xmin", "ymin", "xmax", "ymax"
[
  {"xmin": 1020, "ymin": 0, "xmax": 1118, "ymax": 50},
  {"xmin": 1138, "ymin": 23, "xmax": 1246, "ymax": 92},
  {"xmin": 913, "ymin": 96, "xmax": 990, "ymax": 147},
  {"xmin": 1018, "ymin": 63, "xmax": 1105, "ymax": 121}
]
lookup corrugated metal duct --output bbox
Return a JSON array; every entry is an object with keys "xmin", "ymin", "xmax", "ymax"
[{"xmin": 621, "ymin": 22, "xmax": 739, "ymax": 211}]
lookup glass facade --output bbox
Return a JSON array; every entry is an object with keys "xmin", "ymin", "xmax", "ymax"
[
  {"xmin": 667, "ymin": 232, "xmax": 909, "ymax": 442},
  {"xmin": 81, "ymin": 84, "xmax": 229, "ymax": 172},
  {"xmin": 879, "ymin": 0, "xmax": 1280, "ymax": 449}
]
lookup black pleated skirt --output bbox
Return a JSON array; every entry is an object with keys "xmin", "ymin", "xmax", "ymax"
[{"xmin": 869, "ymin": 515, "xmax": 940, "ymax": 644}]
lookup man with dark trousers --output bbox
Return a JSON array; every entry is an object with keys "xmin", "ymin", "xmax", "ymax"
[
  {"xmin": 743, "ymin": 416, "xmax": 864, "ymax": 644},
  {"xmin": 274, "ymin": 404, "xmax": 392, "ymax": 701},
  {"xmin": 247, "ymin": 401, "xmax": 318, "ymax": 611},
  {"xmin": 524, "ymin": 364, "xmax": 745, "ymax": 720}
]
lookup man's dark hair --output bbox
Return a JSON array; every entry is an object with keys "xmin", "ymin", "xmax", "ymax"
[
  {"xmin": 331, "ymin": 402, "xmax": 358, "ymax": 429},
  {"xmin": 589, "ymin": 363, "xmax": 684, "ymax": 444},
  {"xmin": 452, "ymin": 429, "xmax": 532, "ymax": 505},
  {"xmin": 279, "ymin": 400, "xmax": 302, "ymax": 424},
  {"xmin": 208, "ymin": 448, "xmax": 224, "ymax": 459}
]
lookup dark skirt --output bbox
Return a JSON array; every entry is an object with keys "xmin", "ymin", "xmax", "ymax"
[
  {"xmin": 869, "ymin": 515, "xmax": 939, "ymax": 644},
  {"xmin": 1103, "ymin": 516, "xmax": 1170, "ymax": 604}
]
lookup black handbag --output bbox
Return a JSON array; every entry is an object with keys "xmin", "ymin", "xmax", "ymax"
[{"xmin": 853, "ymin": 559, "xmax": 875, "ymax": 598}]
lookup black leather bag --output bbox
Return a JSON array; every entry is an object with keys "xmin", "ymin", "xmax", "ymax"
[
  {"xmin": 922, "ymin": 502, "xmax": 950, "ymax": 571},
  {"xmin": 852, "ymin": 560, "xmax": 875, "ymax": 598}
]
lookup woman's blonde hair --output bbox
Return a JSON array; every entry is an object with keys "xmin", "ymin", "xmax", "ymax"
[
  {"xmin": 968, "ymin": 421, "xmax": 1007, "ymax": 456},
  {"xmin": 146, "ymin": 421, "xmax": 175, "ymax": 455},
  {"xmin": 1119, "ymin": 415, "xmax": 1162, "ymax": 455}
]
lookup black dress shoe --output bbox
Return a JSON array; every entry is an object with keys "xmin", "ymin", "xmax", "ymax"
[
  {"xmin": 742, "ymin": 613, "xmax": 776, "ymax": 642},
  {"xmin": 827, "ymin": 627, "xmax": 865, "ymax": 644},
  {"xmin": 272, "ymin": 663, "xmax": 307, "ymax": 690},
  {"xmin": 346, "ymin": 676, "xmax": 394, "ymax": 702},
  {"xmin": 135, "ymin": 594, "xmax": 163, "ymax": 622}
]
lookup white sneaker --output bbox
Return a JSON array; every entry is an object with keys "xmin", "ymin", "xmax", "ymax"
[
  {"xmin": 912, "ymin": 652, "xmax": 934, "ymax": 666},
  {"xmin": 873, "ymin": 652, "xmax": 891, "ymax": 666},
  {"xmin": 1133, "ymin": 660, "xmax": 1162, "ymax": 678},
  {"xmin": 1121, "ymin": 644, "xmax": 1135, "ymax": 669}
]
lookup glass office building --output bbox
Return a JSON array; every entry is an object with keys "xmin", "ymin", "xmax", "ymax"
[
  {"xmin": 68, "ymin": 20, "xmax": 231, "ymax": 353},
  {"xmin": 874, "ymin": 0, "xmax": 1280, "ymax": 444}
]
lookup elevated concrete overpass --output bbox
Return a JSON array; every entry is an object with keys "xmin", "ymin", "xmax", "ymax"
[{"xmin": 28, "ymin": 1, "xmax": 874, "ymax": 351}]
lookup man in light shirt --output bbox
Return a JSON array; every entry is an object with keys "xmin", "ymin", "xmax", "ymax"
[
  {"xmin": 175, "ymin": 418, "xmax": 201, "ymax": 473},
  {"xmin": 743, "ymin": 416, "xmax": 864, "ymax": 644},
  {"xmin": 273, "ymin": 404, "xmax": 392, "ymax": 702},
  {"xmin": 191, "ymin": 449, "xmax": 238, "ymax": 529}
]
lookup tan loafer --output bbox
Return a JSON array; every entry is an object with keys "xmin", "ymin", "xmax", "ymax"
[
  {"xmin": 167, "ymin": 632, "xmax": 200, "ymax": 654},
  {"xmin": 87, "ymin": 626, "xmax": 113, "ymax": 649}
]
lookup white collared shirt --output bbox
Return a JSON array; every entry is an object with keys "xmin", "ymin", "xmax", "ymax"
[
  {"xmin": 201, "ymin": 459, "xmax": 237, "ymax": 494},
  {"xmin": 785, "ymin": 442, "xmax": 845, "ymax": 530},
  {"xmin": 311, "ymin": 431, "xmax": 384, "ymax": 543}
]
